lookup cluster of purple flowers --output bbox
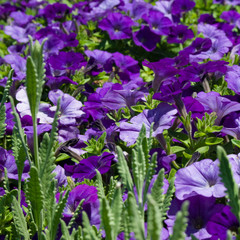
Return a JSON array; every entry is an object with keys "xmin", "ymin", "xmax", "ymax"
[{"xmin": 2, "ymin": 0, "xmax": 240, "ymax": 238}]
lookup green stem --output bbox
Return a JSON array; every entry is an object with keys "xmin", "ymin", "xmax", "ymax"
[
  {"xmin": 33, "ymin": 116, "xmax": 39, "ymax": 169},
  {"xmin": 18, "ymin": 180, "xmax": 21, "ymax": 205}
]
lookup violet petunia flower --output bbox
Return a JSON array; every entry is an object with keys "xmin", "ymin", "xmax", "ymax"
[
  {"xmin": 167, "ymin": 25, "xmax": 194, "ymax": 44},
  {"xmin": 0, "ymin": 147, "xmax": 30, "ymax": 181},
  {"xmin": 64, "ymin": 152, "xmax": 114, "ymax": 181},
  {"xmin": 119, "ymin": 103, "xmax": 177, "ymax": 146},
  {"xmin": 175, "ymin": 159, "xmax": 226, "ymax": 200},
  {"xmin": 165, "ymin": 196, "xmax": 225, "ymax": 240},
  {"xmin": 49, "ymin": 89, "xmax": 84, "ymax": 126},
  {"xmin": 52, "ymin": 165, "xmax": 68, "ymax": 188},
  {"xmin": 132, "ymin": 26, "xmax": 160, "ymax": 52},
  {"xmin": 196, "ymin": 91, "xmax": 240, "ymax": 125},
  {"xmin": 57, "ymin": 184, "xmax": 100, "ymax": 226},
  {"xmin": 225, "ymin": 65, "xmax": 240, "ymax": 95},
  {"xmin": 142, "ymin": 9, "xmax": 173, "ymax": 36},
  {"xmin": 171, "ymin": 0, "xmax": 195, "ymax": 15},
  {"xmin": 206, "ymin": 205, "xmax": 239, "ymax": 240},
  {"xmin": 98, "ymin": 12, "xmax": 135, "ymax": 40}
]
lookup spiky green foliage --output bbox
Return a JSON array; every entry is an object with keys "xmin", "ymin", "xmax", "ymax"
[
  {"xmin": 45, "ymin": 190, "xmax": 69, "ymax": 240},
  {"xmin": 60, "ymin": 220, "xmax": 82, "ymax": 240},
  {"xmin": 68, "ymin": 199, "xmax": 84, "ymax": 229},
  {"xmin": 95, "ymin": 169, "xmax": 105, "ymax": 200},
  {"xmin": 170, "ymin": 201, "xmax": 189, "ymax": 240},
  {"xmin": 26, "ymin": 166, "xmax": 44, "ymax": 233},
  {"xmin": 12, "ymin": 196, "xmax": 30, "ymax": 240},
  {"xmin": 127, "ymin": 192, "xmax": 145, "ymax": 240},
  {"xmin": 82, "ymin": 211, "xmax": 100, "ymax": 240},
  {"xmin": 147, "ymin": 194, "xmax": 162, "ymax": 240},
  {"xmin": 217, "ymin": 146, "xmax": 240, "ymax": 222},
  {"xmin": 3, "ymin": 168, "xmax": 10, "ymax": 193},
  {"xmin": 116, "ymin": 146, "xmax": 133, "ymax": 192},
  {"xmin": 9, "ymin": 96, "xmax": 31, "ymax": 162},
  {"xmin": 0, "ymin": 69, "xmax": 13, "ymax": 139}
]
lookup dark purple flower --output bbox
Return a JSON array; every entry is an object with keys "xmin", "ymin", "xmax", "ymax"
[
  {"xmin": 222, "ymin": 113, "xmax": 240, "ymax": 140},
  {"xmin": 171, "ymin": 0, "xmax": 195, "ymax": 15},
  {"xmin": 64, "ymin": 152, "xmax": 114, "ymax": 181},
  {"xmin": 221, "ymin": 10, "xmax": 240, "ymax": 28},
  {"xmin": 98, "ymin": 12, "xmax": 135, "ymax": 40},
  {"xmin": 175, "ymin": 159, "xmax": 226, "ymax": 200},
  {"xmin": 206, "ymin": 206, "xmax": 239, "ymax": 240},
  {"xmin": 119, "ymin": 103, "xmax": 177, "ymax": 146},
  {"xmin": 142, "ymin": 9, "xmax": 173, "ymax": 36},
  {"xmin": 39, "ymin": 3, "xmax": 71, "ymax": 21},
  {"xmin": 132, "ymin": 26, "xmax": 160, "ymax": 52},
  {"xmin": 165, "ymin": 196, "xmax": 225, "ymax": 239},
  {"xmin": 48, "ymin": 51, "xmax": 86, "ymax": 71},
  {"xmin": 57, "ymin": 184, "xmax": 99, "ymax": 226},
  {"xmin": 167, "ymin": 25, "xmax": 194, "ymax": 44}
]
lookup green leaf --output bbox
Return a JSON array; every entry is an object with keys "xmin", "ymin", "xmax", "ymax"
[
  {"xmin": 95, "ymin": 170, "xmax": 105, "ymax": 200},
  {"xmin": 100, "ymin": 197, "xmax": 114, "ymax": 240},
  {"xmin": 205, "ymin": 137, "xmax": 223, "ymax": 145},
  {"xmin": 116, "ymin": 146, "xmax": 133, "ymax": 192},
  {"xmin": 147, "ymin": 195, "xmax": 161, "ymax": 240},
  {"xmin": 111, "ymin": 182, "xmax": 123, "ymax": 239},
  {"xmin": 170, "ymin": 146, "xmax": 186, "ymax": 154},
  {"xmin": 131, "ymin": 105, "xmax": 147, "ymax": 112},
  {"xmin": 195, "ymin": 146, "xmax": 209, "ymax": 154},
  {"xmin": 217, "ymin": 146, "xmax": 240, "ymax": 222},
  {"xmin": 82, "ymin": 211, "xmax": 99, "ymax": 240},
  {"xmin": 26, "ymin": 166, "xmax": 44, "ymax": 230},
  {"xmin": 68, "ymin": 199, "xmax": 84, "ymax": 229},
  {"xmin": 127, "ymin": 192, "xmax": 145, "ymax": 240},
  {"xmin": 231, "ymin": 139, "xmax": 240, "ymax": 149},
  {"xmin": 12, "ymin": 196, "xmax": 30, "ymax": 240},
  {"xmin": 170, "ymin": 201, "xmax": 189, "ymax": 240}
]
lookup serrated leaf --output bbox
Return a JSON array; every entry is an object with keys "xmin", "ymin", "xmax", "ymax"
[
  {"xmin": 170, "ymin": 201, "xmax": 189, "ymax": 240},
  {"xmin": 217, "ymin": 146, "xmax": 240, "ymax": 222},
  {"xmin": 205, "ymin": 137, "xmax": 223, "ymax": 145},
  {"xmin": 100, "ymin": 197, "xmax": 114, "ymax": 240},
  {"xmin": 127, "ymin": 192, "xmax": 145, "ymax": 240},
  {"xmin": 82, "ymin": 211, "xmax": 99, "ymax": 240},
  {"xmin": 95, "ymin": 170, "xmax": 105, "ymax": 200},
  {"xmin": 116, "ymin": 146, "xmax": 133, "ymax": 192},
  {"xmin": 26, "ymin": 166, "xmax": 44, "ymax": 229},
  {"xmin": 147, "ymin": 194, "xmax": 161, "ymax": 240},
  {"xmin": 12, "ymin": 196, "xmax": 30, "ymax": 240}
]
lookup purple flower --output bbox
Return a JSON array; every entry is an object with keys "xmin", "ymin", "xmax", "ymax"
[
  {"xmin": 119, "ymin": 103, "xmax": 177, "ymax": 146},
  {"xmin": 132, "ymin": 26, "xmax": 160, "ymax": 52},
  {"xmin": 98, "ymin": 12, "xmax": 135, "ymax": 40},
  {"xmin": 10, "ymin": 11, "xmax": 33, "ymax": 27},
  {"xmin": 167, "ymin": 25, "xmax": 194, "ymax": 44},
  {"xmin": 0, "ymin": 147, "xmax": 30, "ymax": 181},
  {"xmin": 196, "ymin": 92, "xmax": 240, "ymax": 125},
  {"xmin": 64, "ymin": 152, "xmax": 114, "ymax": 181},
  {"xmin": 52, "ymin": 165, "xmax": 67, "ymax": 188},
  {"xmin": 165, "ymin": 196, "xmax": 225, "ymax": 239},
  {"xmin": 206, "ymin": 206, "xmax": 239, "ymax": 240},
  {"xmin": 175, "ymin": 159, "xmax": 226, "ymax": 200},
  {"xmin": 171, "ymin": 0, "xmax": 195, "ymax": 15},
  {"xmin": 49, "ymin": 89, "xmax": 84, "ymax": 126},
  {"xmin": 142, "ymin": 9, "xmax": 173, "ymax": 36},
  {"xmin": 57, "ymin": 184, "xmax": 99, "ymax": 225},
  {"xmin": 221, "ymin": 10, "xmax": 240, "ymax": 28},
  {"xmin": 225, "ymin": 65, "xmax": 240, "ymax": 95},
  {"xmin": 48, "ymin": 51, "xmax": 86, "ymax": 71}
]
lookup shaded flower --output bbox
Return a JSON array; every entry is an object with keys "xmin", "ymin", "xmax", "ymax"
[
  {"xmin": 171, "ymin": 0, "xmax": 195, "ymax": 15},
  {"xmin": 132, "ymin": 26, "xmax": 160, "ymax": 52},
  {"xmin": 167, "ymin": 25, "xmax": 194, "ymax": 44}
]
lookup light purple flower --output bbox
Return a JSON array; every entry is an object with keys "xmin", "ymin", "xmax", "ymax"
[
  {"xmin": 175, "ymin": 159, "xmax": 226, "ymax": 200},
  {"xmin": 49, "ymin": 89, "xmax": 84, "ymax": 125},
  {"xmin": 119, "ymin": 103, "xmax": 177, "ymax": 146}
]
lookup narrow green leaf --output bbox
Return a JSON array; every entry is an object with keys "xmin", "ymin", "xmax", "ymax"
[
  {"xmin": 100, "ymin": 197, "xmax": 114, "ymax": 240},
  {"xmin": 68, "ymin": 199, "xmax": 84, "ymax": 229},
  {"xmin": 95, "ymin": 169, "xmax": 105, "ymax": 200},
  {"xmin": 26, "ymin": 166, "xmax": 44, "ymax": 229},
  {"xmin": 170, "ymin": 201, "xmax": 189, "ymax": 240},
  {"xmin": 116, "ymin": 146, "xmax": 133, "ymax": 192},
  {"xmin": 231, "ymin": 139, "xmax": 240, "ymax": 149},
  {"xmin": 127, "ymin": 192, "xmax": 145, "ymax": 240},
  {"xmin": 205, "ymin": 137, "xmax": 223, "ymax": 145},
  {"xmin": 111, "ymin": 182, "xmax": 123, "ymax": 239},
  {"xmin": 12, "ymin": 196, "xmax": 30, "ymax": 240},
  {"xmin": 147, "ymin": 194, "xmax": 161, "ymax": 240},
  {"xmin": 82, "ymin": 211, "xmax": 99, "ymax": 240},
  {"xmin": 217, "ymin": 146, "xmax": 240, "ymax": 222}
]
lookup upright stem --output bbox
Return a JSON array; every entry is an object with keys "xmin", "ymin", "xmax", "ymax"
[{"xmin": 33, "ymin": 116, "xmax": 39, "ymax": 169}]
